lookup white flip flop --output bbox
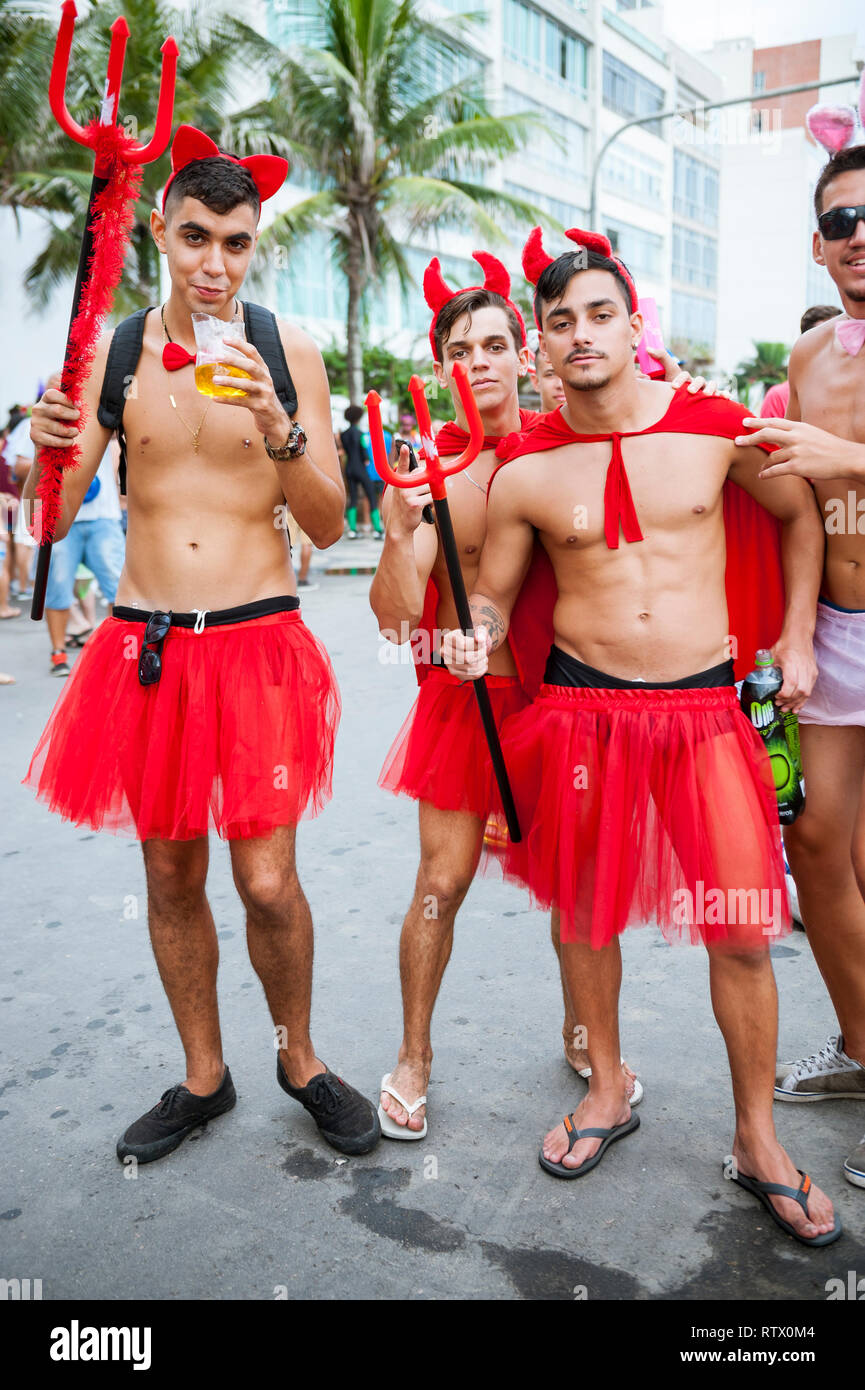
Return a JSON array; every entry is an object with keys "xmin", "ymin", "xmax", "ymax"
[
  {"xmin": 577, "ymin": 1058, "xmax": 644, "ymax": 1108},
  {"xmin": 378, "ymin": 1072, "xmax": 428, "ymax": 1140}
]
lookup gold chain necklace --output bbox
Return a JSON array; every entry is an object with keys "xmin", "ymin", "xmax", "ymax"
[
  {"xmin": 168, "ymin": 392, "xmax": 211, "ymax": 453},
  {"xmin": 162, "ymin": 305, "xmax": 211, "ymax": 452}
]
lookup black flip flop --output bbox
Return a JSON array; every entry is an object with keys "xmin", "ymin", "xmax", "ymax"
[
  {"xmin": 538, "ymin": 1112, "xmax": 640, "ymax": 1179},
  {"xmin": 730, "ymin": 1166, "xmax": 842, "ymax": 1246}
]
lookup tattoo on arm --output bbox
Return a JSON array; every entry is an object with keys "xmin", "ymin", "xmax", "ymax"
[{"xmin": 470, "ymin": 599, "xmax": 506, "ymax": 652}]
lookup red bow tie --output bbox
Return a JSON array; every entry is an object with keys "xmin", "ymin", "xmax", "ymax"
[{"xmin": 163, "ymin": 342, "xmax": 196, "ymax": 371}]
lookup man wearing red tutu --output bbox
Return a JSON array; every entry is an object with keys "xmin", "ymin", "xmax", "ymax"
[
  {"xmin": 370, "ymin": 255, "xmax": 537, "ymax": 1137},
  {"xmin": 371, "ymin": 254, "xmax": 654, "ymax": 1137},
  {"xmin": 22, "ymin": 126, "xmax": 381, "ymax": 1162},
  {"xmin": 444, "ymin": 227, "xmax": 842, "ymax": 1244}
]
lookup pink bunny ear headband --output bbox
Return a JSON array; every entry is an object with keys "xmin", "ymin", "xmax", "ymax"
[{"xmin": 806, "ymin": 70, "xmax": 865, "ymax": 155}]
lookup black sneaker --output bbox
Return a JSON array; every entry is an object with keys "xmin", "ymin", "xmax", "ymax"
[
  {"xmin": 277, "ymin": 1056, "xmax": 381, "ymax": 1155},
  {"xmin": 116, "ymin": 1066, "xmax": 236, "ymax": 1165}
]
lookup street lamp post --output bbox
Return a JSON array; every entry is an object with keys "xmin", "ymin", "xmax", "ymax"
[{"xmin": 589, "ymin": 73, "xmax": 862, "ymax": 228}]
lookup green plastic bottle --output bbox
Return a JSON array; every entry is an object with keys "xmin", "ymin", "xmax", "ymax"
[{"xmin": 740, "ymin": 649, "xmax": 805, "ymax": 824}]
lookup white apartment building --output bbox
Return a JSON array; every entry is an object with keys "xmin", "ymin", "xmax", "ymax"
[
  {"xmin": 708, "ymin": 33, "xmax": 860, "ymax": 376},
  {"xmin": 258, "ymin": 0, "xmax": 723, "ymax": 365}
]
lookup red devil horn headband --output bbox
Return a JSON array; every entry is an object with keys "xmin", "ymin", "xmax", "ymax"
[
  {"xmin": 522, "ymin": 225, "xmax": 638, "ymax": 319},
  {"xmin": 424, "ymin": 251, "xmax": 526, "ymax": 360},
  {"xmin": 161, "ymin": 124, "xmax": 289, "ymax": 212}
]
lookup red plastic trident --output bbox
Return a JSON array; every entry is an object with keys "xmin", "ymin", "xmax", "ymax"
[
  {"xmin": 50, "ymin": 1, "xmax": 179, "ymax": 170},
  {"xmin": 31, "ymin": 2, "xmax": 178, "ymax": 620},
  {"xmin": 366, "ymin": 364, "xmax": 482, "ymax": 499},
  {"xmin": 365, "ymin": 363, "xmax": 522, "ymax": 842}
]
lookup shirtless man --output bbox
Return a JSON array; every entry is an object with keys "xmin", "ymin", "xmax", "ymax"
[
  {"xmin": 741, "ymin": 144, "xmax": 865, "ymax": 1190},
  {"xmin": 445, "ymin": 227, "xmax": 840, "ymax": 1244},
  {"xmin": 23, "ymin": 126, "xmax": 380, "ymax": 1162},
  {"xmin": 370, "ymin": 256, "xmax": 539, "ymax": 1136}
]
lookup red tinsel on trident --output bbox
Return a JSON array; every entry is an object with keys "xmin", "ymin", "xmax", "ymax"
[{"xmin": 32, "ymin": 121, "xmax": 143, "ymax": 545}]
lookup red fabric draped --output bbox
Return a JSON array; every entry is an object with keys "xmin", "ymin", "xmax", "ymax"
[{"xmin": 491, "ymin": 389, "xmax": 786, "ymax": 682}]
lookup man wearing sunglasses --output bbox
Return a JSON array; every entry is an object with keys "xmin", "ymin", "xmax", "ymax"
[
  {"xmin": 738, "ymin": 144, "xmax": 865, "ymax": 1192},
  {"xmin": 22, "ymin": 128, "xmax": 381, "ymax": 1164}
]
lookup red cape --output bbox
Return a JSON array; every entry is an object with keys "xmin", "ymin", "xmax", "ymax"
[
  {"xmin": 413, "ymin": 409, "xmax": 554, "ymax": 695},
  {"xmin": 491, "ymin": 388, "xmax": 785, "ymax": 682}
]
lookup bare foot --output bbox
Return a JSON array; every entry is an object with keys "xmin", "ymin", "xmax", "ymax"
[
  {"xmin": 542, "ymin": 1086, "xmax": 631, "ymax": 1171},
  {"xmin": 732, "ymin": 1136, "xmax": 836, "ymax": 1240},
  {"xmin": 563, "ymin": 1032, "xmax": 639, "ymax": 1100},
  {"xmin": 0, "ymin": 672, "xmax": 15, "ymax": 685},
  {"xmin": 0, "ymin": 606, "xmax": 21, "ymax": 619},
  {"xmin": 380, "ymin": 1057, "xmax": 430, "ymax": 1132}
]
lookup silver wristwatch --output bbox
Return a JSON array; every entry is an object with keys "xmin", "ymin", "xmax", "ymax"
[{"xmin": 264, "ymin": 421, "xmax": 307, "ymax": 460}]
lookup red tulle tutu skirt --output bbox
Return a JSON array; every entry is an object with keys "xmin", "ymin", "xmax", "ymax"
[
  {"xmin": 491, "ymin": 684, "xmax": 789, "ymax": 949},
  {"xmin": 378, "ymin": 667, "xmax": 529, "ymax": 816},
  {"xmin": 23, "ymin": 608, "xmax": 341, "ymax": 840}
]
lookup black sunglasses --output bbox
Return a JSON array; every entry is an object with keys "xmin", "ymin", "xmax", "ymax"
[
  {"xmin": 138, "ymin": 610, "xmax": 172, "ymax": 687},
  {"xmin": 817, "ymin": 204, "xmax": 865, "ymax": 241}
]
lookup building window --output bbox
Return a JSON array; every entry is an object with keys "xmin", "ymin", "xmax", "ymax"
[
  {"xmin": 504, "ymin": 0, "xmax": 588, "ymax": 92},
  {"xmin": 602, "ymin": 146, "xmax": 665, "ymax": 208},
  {"xmin": 673, "ymin": 151, "xmax": 719, "ymax": 227},
  {"xmin": 401, "ymin": 248, "xmax": 477, "ymax": 335},
  {"xmin": 505, "ymin": 181, "xmax": 586, "ymax": 229},
  {"xmin": 503, "ymin": 88, "xmax": 589, "ymax": 181},
  {"xmin": 603, "ymin": 216, "xmax": 663, "ymax": 278},
  {"xmin": 672, "ymin": 225, "xmax": 718, "ymax": 291},
  {"xmin": 753, "ymin": 70, "xmax": 766, "ymax": 93},
  {"xmin": 670, "ymin": 290, "xmax": 716, "ymax": 351},
  {"xmin": 602, "ymin": 52, "xmax": 665, "ymax": 136}
]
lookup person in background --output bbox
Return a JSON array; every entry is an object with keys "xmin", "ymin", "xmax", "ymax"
[
  {"xmin": 361, "ymin": 414, "xmax": 389, "ymax": 533},
  {"xmin": 761, "ymin": 306, "xmax": 841, "ymax": 418},
  {"xmin": 1, "ymin": 420, "xmax": 22, "ymax": 621},
  {"xmin": 340, "ymin": 404, "xmax": 383, "ymax": 538},
  {"xmin": 287, "ymin": 512, "xmax": 317, "ymax": 591},
  {"xmin": 5, "ymin": 406, "xmax": 38, "ymax": 600},
  {"xmin": 527, "ymin": 342, "xmax": 566, "ymax": 412},
  {"xmin": 44, "ymin": 433, "xmax": 125, "ymax": 677}
]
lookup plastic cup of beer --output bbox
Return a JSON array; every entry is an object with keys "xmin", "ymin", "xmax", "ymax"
[{"xmin": 191, "ymin": 312, "xmax": 252, "ymax": 398}]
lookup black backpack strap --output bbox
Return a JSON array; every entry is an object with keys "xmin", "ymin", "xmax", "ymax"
[
  {"xmin": 97, "ymin": 306, "xmax": 152, "ymax": 496},
  {"xmin": 243, "ymin": 302, "xmax": 298, "ymax": 416}
]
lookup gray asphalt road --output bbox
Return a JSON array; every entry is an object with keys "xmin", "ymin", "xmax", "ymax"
[{"xmin": 1, "ymin": 555, "xmax": 863, "ymax": 1301}]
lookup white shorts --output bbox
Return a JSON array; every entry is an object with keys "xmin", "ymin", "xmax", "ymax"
[
  {"xmin": 12, "ymin": 495, "xmax": 37, "ymax": 549},
  {"xmin": 798, "ymin": 599, "xmax": 865, "ymax": 727}
]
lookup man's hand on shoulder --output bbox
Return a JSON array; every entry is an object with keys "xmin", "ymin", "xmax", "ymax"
[{"xmin": 735, "ymin": 416, "xmax": 865, "ymax": 483}]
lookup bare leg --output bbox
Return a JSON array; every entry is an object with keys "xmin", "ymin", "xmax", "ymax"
[
  {"xmin": 709, "ymin": 945, "xmax": 836, "ymax": 1238},
  {"xmin": 298, "ymin": 543, "xmax": 312, "ymax": 584},
  {"xmin": 785, "ymin": 724, "xmax": 865, "ymax": 1062},
  {"xmin": 0, "ymin": 534, "xmax": 20, "ymax": 617},
  {"xmin": 46, "ymin": 607, "xmax": 70, "ymax": 654},
  {"xmin": 229, "ymin": 824, "xmax": 322, "ymax": 1089},
  {"xmin": 380, "ymin": 802, "xmax": 483, "ymax": 1130},
  {"xmin": 142, "ymin": 837, "xmax": 225, "ymax": 1095},
  {"xmin": 550, "ymin": 907, "xmax": 638, "ymax": 1093},
  {"xmin": 542, "ymin": 938, "xmax": 630, "ymax": 1170}
]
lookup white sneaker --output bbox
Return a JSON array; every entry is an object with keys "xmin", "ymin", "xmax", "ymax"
[
  {"xmin": 775, "ymin": 1035, "xmax": 865, "ymax": 1102},
  {"xmin": 844, "ymin": 1134, "xmax": 865, "ymax": 1188},
  {"xmin": 785, "ymin": 871, "xmax": 805, "ymax": 929}
]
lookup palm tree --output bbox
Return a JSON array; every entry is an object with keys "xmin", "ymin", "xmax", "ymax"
[
  {"xmin": 256, "ymin": 0, "xmax": 545, "ymax": 402},
  {"xmin": 1, "ymin": 0, "xmax": 281, "ymax": 315},
  {"xmin": 734, "ymin": 341, "xmax": 789, "ymax": 397}
]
